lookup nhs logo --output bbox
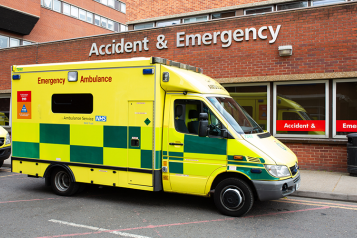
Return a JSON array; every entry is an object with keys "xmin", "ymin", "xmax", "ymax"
[{"xmin": 95, "ymin": 116, "xmax": 107, "ymax": 122}]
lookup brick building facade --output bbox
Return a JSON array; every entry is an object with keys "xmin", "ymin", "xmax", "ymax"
[
  {"xmin": 1, "ymin": 1, "xmax": 356, "ymax": 172},
  {"xmin": 0, "ymin": 0, "xmax": 127, "ymax": 44}
]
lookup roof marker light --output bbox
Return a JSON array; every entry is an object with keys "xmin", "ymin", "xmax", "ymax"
[
  {"xmin": 12, "ymin": 75, "xmax": 21, "ymax": 80},
  {"xmin": 143, "ymin": 69, "xmax": 154, "ymax": 75},
  {"xmin": 68, "ymin": 71, "xmax": 78, "ymax": 82}
]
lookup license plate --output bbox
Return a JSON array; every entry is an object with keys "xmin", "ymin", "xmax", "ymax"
[{"xmin": 296, "ymin": 182, "xmax": 300, "ymax": 190}]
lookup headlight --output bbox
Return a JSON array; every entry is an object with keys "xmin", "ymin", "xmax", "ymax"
[
  {"xmin": 264, "ymin": 165, "xmax": 291, "ymax": 177},
  {"xmin": 5, "ymin": 133, "xmax": 10, "ymax": 145}
]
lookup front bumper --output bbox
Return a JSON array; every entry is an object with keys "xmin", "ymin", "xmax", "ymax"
[
  {"xmin": 252, "ymin": 172, "xmax": 301, "ymax": 201},
  {"xmin": 0, "ymin": 146, "xmax": 11, "ymax": 161}
]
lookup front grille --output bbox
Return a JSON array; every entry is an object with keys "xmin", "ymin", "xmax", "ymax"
[
  {"xmin": 293, "ymin": 175, "xmax": 300, "ymax": 183},
  {"xmin": 290, "ymin": 164, "xmax": 297, "ymax": 176},
  {"xmin": 0, "ymin": 138, "xmax": 4, "ymax": 146}
]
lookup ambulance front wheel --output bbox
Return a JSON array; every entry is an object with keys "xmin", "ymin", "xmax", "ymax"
[
  {"xmin": 214, "ymin": 178, "xmax": 254, "ymax": 217},
  {"xmin": 51, "ymin": 168, "xmax": 79, "ymax": 196}
]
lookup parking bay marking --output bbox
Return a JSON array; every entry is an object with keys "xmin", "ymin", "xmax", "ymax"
[
  {"xmin": 47, "ymin": 219, "xmax": 151, "ymax": 238},
  {"xmin": 39, "ymin": 207, "xmax": 329, "ymax": 238}
]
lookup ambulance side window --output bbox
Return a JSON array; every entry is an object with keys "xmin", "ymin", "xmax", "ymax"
[
  {"xmin": 52, "ymin": 94, "xmax": 93, "ymax": 114},
  {"xmin": 174, "ymin": 99, "xmax": 223, "ymax": 137}
]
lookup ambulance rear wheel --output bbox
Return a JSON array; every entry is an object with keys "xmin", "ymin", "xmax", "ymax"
[
  {"xmin": 51, "ymin": 168, "xmax": 79, "ymax": 196},
  {"xmin": 214, "ymin": 178, "xmax": 254, "ymax": 217}
]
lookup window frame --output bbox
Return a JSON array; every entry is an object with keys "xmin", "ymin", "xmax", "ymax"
[
  {"xmin": 183, "ymin": 15, "xmax": 209, "ymax": 24},
  {"xmin": 63, "ymin": 2, "xmax": 70, "ymax": 15},
  {"xmin": 211, "ymin": 11, "xmax": 236, "ymax": 20},
  {"xmin": 0, "ymin": 35, "xmax": 9, "ymax": 48},
  {"xmin": 53, "ymin": 0, "xmax": 61, "ymax": 12},
  {"xmin": 0, "ymin": 94, "xmax": 11, "ymax": 128},
  {"xmin": 244, "ymin": 6, "xmax": 274, "ymax": 15},
  {"xmin": 134, "ymin": 22, "xmax": 155, "ymax": 30},
  {"xmin": 273, "ymin": 80, "xmax": 329, "ymax": 138},
  {"xmin": 9, "ymin": 38, "xmax": 20, "ymax": 47},
  {"xmin": 79, "ymin": 9, "xmax": 86, "ymax": 21},
  {"xmin": 311, "ymin": 0, "xmax": 347, "ymax": 7},
  {"xmin": 277, "ymin": 1, "xmax": 308, "ymax": 11},
  {"xmin": 86, "ymin": 12, "xmax": 93, "ymax": 23},
  {"xmin": 156, "ymin": 19, "xmax": 181, "ymax": 27},
  {"xmin": 332, "ymin": 78, "xmax": 357, "ymax": 138},
  {"xmin": 223, "ymin": 82, "xmax": 271, "ymax": 133}
]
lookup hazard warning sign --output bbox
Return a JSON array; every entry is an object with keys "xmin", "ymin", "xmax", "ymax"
[{"xmin": 17, "ymin": 91, "xmax": 31, "ymax": 119}]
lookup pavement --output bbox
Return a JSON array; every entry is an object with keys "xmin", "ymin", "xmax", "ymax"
[{"xmin": 2, "ymin": 157, "xmax": 357, "ymax": 203}]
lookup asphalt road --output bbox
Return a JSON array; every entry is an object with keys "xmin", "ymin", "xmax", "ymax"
[{"xmin": 1, "ymin": 166, "xmax": 357, "ymax": 238}]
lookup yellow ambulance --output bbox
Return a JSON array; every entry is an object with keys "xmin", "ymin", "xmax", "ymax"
[{"xmin": 11, "ymin": 57, "xmax": 300, "ymax": 217}]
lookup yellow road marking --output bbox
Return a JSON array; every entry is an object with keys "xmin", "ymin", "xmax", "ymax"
[{"xmin": 273, "ymin": 198, "xmax": 357, "ymax": 211}]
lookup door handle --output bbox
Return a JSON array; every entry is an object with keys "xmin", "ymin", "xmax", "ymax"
[{"xmin": 169, "ymin": 143, "xmax": 184, "ymax": 146}]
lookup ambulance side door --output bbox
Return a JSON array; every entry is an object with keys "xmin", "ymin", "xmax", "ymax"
[{"xmin": 166, "ymin": 95, "xmax": 227, "ymax": 195}]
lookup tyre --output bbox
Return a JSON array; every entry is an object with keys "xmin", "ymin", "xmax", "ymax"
[
  {"xmin": 51, "ymin": 168, "xmax": 79, "ymax": 196},
  {"xmin": 214, "ymin": 178, "xmax": 254, "ymax": 217},
  {"xmin": 0, "ymin": 160, "xmax": 3, "ymax": 168}
]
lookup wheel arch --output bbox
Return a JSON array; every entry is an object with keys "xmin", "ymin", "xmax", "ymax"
[
  {"xmin": 44, "ymin": 164, "xmax": 76, "ymax": 186},
  {"xmin": 210, "ymin": 171, "xmax": 258, "ymax": 200}
]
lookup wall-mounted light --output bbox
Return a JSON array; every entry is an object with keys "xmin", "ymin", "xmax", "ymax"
[{"xmin": 278, "ymin": 45, "xmax": 293, "ymax": 57}]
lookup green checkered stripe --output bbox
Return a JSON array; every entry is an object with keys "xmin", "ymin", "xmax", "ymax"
[
  {"xmin": 165, "ymin": 134, "xmax": 227, "ymax": 174},
  {"xmin": 12, "ymin": 123, "xmax": 161, "ymax": 170}
]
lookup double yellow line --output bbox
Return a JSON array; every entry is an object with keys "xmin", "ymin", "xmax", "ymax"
[{"xmin": 274, "ymin": 198, "xmax": 357, "ymax": 211}]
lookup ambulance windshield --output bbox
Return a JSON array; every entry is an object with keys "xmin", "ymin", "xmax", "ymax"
[{"xmin": 208, "ymin": 97, "xmax": 264, "ymax": 134}]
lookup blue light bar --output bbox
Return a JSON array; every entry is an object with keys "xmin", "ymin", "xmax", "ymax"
[
  {"xmin": 12, "ymin": 75, "xmax": 21, "ymax": 80},
  {"xmin": 143, "ymin": 69, "xmax": 154, "ymax": 75}
]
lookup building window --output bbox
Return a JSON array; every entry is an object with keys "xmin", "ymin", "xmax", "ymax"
[
  {"xmin": 0, "ymin": 35, "xmax": 31, "ymax": 48},
  {"xmin": 86, "ymin": 12, "xmax": 93, "ymax": 23},
  {"xmin": 157, "ymin": 19, "xmax": 180, "ymax": 27},
  {"xmin": 211, "ymin": 11, "xmax": 235, "ymax": 19},
  {"xmin": 245, "ymin": 6, "xmax": 274, "ymax": 15},
  {"xmin": 53, "ymin": 0, "xmax": 61, "ymax": 12},
  {"xmin": 43, "ymin": 0, "xmax": 52, "ymax": 9},
  {"xmin": 333, "ymin": 79, "xmax": 357, "ymax": 138},
  {"xmin": 79, "ymin": 9, "xmax": 86, "ymax": 21},
  {"xmin": 0, "ymin": 35, "xmax": 9, "ymax": 48},
  {"xmin": 22, "ymin": 41, "xmax": 32, "ymax": 45},
  {"xmin": 10, "ymin": 38, "xmax": 20, "ymax": 47},
  {"xmin": 41, "ymin": 0, "xmax": 124, "ymax": 32},
  {"xmin": 120, "ymin": 24, "xmax": 127, "ymax": 32},
  {"xmin": 134, "ymin": 22, "xmax": 155, "ymax": 30},
  {"xmin": 0, "ymin": 95, "xmax": 10, "ymax": 127},
  {"xmin": 225, "ymin": 83, "xmax": 270, "ymax": 131},
  {"xmin": 71, "ymin": 6, "xmax": 79, "ymax": 18},
  {"xmin": 107, "ymin": 20, "xmax": 114, "ymax": 31},
  {"xmin": 121, "ymin": 3, "xmax": 126, "ymax": 13},
  {"xmin": 94, "ymin": 0, "xmax": 126, "ymax": 13},
  {"xmin": 277, "ymin": 1, "xmax": 308, "ymax": 10},
  {"xmin": 312, "ymin": 0, "xmax": 346, "ymax": 6},
  {"xmin": 183, "ymin": 15, "xmax": 208, "ymax": 23},
  {"xmin": 273, "ymin": 81, "xmax": 328, "ymax": 138},
  {"xmin": 63, "ymin": 3, "xmax": 70, "ymax": 15},
  {"xmin": 52, "ymin": 94, "xmax": 93, "ymax": 114},
  {"xmin": 101, "ymin": 17, "xmax": 107, "ymax": 28},
  {"xmin": 94, "ymin": 15, "xmax": 101, "ymax": 26},
  {"xmin": 108, "ymin": 0, "xmax": 115, "ymax": 8}
]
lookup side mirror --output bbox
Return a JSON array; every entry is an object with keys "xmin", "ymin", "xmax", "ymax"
[
  {"xmin": 198, "ymin": 113, "xmax": 208, "ymax": 137},
  {"xmin": 221, "ymin": 129, "xmax": 234, "ymax": 139}
]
